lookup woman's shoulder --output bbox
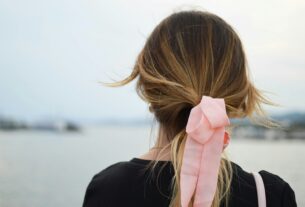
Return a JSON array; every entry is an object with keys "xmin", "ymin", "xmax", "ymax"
[
  {"xmin": 82, "ymin": 159, "xmax": 173, "ymax": 207},
  {"xmin": 82, "ymin": 161, "xmax": 135, "ymax": 207},
  {"xmin": 230, "ymin": 161, "xmax": 297, "ymax": 207},
  {"xmin": 259, "ymin": 169, "xmax": 297, "ymax": 206},
  {"xmin": 89, "ymin": 160, "xmax": 139, "ymax": 182},
  {"xmin": 83, "ymin": 160, "xmax": 140, "ymax": 194},
  {"xmin": 87, "ymin": 158, "xmax": 172, "ymax": 183}
]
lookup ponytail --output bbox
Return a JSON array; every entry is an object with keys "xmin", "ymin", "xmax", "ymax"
[{"xmin": 169, "ymin": 129, "xmax": 232, "ymax": 207}]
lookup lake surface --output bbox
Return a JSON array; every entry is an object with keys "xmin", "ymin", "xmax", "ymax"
[{"xmin": 0, "ymin": 126, "xmax": 304, "ymax": 207}]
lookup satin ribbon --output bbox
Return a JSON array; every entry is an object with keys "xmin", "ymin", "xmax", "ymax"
[{"xmin": 180, "ymin": 95, "xmax": 230, "ymax": 207}]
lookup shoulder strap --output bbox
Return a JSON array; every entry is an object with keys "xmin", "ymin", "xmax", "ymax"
[{"xmin": 252, "ymin": 172, "xmax": 266, "ymax": 207}]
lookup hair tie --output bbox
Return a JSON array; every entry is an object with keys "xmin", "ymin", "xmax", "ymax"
[{"xmin": 180, "ymin": 95, "xmax": 230, "ymax": 207}]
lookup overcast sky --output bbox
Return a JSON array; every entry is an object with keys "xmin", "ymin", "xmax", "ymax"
[{"xmin": 0, "ymin": 0, "xmax": 304, "ymax": 122}]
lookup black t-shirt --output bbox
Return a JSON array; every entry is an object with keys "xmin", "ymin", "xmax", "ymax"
[{"xmin": 82, "ymin": 158, "xmax": 297, "ymax": 207}]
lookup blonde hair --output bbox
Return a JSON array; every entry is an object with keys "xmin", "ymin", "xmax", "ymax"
[{"xmin": 101, "ymin": 9, "xmax": 275, "ymax": 207}]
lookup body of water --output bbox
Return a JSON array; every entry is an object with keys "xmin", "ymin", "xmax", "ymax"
[{"xmin": 0, "ymin": 126, "xmax": 304, "ymax": 206}]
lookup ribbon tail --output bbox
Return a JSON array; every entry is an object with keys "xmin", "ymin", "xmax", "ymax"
[
  {"xmin": 180, "ymin": 135, "xmax": 204, "ymax": 207},
  {"xmin": 193, "ymin": 128, "xmax": 225, "ymax": 207}
]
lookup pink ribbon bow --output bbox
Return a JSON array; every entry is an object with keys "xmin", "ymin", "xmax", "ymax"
[{"xmin": 180, "ymin": 95, "xmax": 230, "ymax": 207}]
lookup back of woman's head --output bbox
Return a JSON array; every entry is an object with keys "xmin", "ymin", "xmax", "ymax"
[{"xmin": 104, "ymin": 9, "xmax": 273, "ymax": 207}]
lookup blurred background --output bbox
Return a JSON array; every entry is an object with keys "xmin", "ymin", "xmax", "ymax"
[{"xmin": 0, "ymin": 0, "xmax": 304, "ymax": 206}]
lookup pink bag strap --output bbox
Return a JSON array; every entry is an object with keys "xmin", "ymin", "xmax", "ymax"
[{"xmin": 252, "ymin": 172, "xmax": 266, "ymax": 207}]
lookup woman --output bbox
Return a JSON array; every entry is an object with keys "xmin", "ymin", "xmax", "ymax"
[{"xmin": 82, "ymin": 10, "xmax": 297, "ymax": 207}]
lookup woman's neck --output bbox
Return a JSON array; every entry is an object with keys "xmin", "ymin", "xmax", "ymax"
[{"xmin": 138, "ymin": 128, "xmax": 172, "ymax": 161}]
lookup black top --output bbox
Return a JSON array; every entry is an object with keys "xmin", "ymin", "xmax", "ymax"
[{"xmin": 82, "ymin": 158, "xmax": 297, "ymax": 207}]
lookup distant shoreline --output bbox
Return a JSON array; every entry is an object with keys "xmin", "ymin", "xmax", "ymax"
[{"xmin": 1, "ymin": 112, "xmax": 305, "ymax": 140}]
